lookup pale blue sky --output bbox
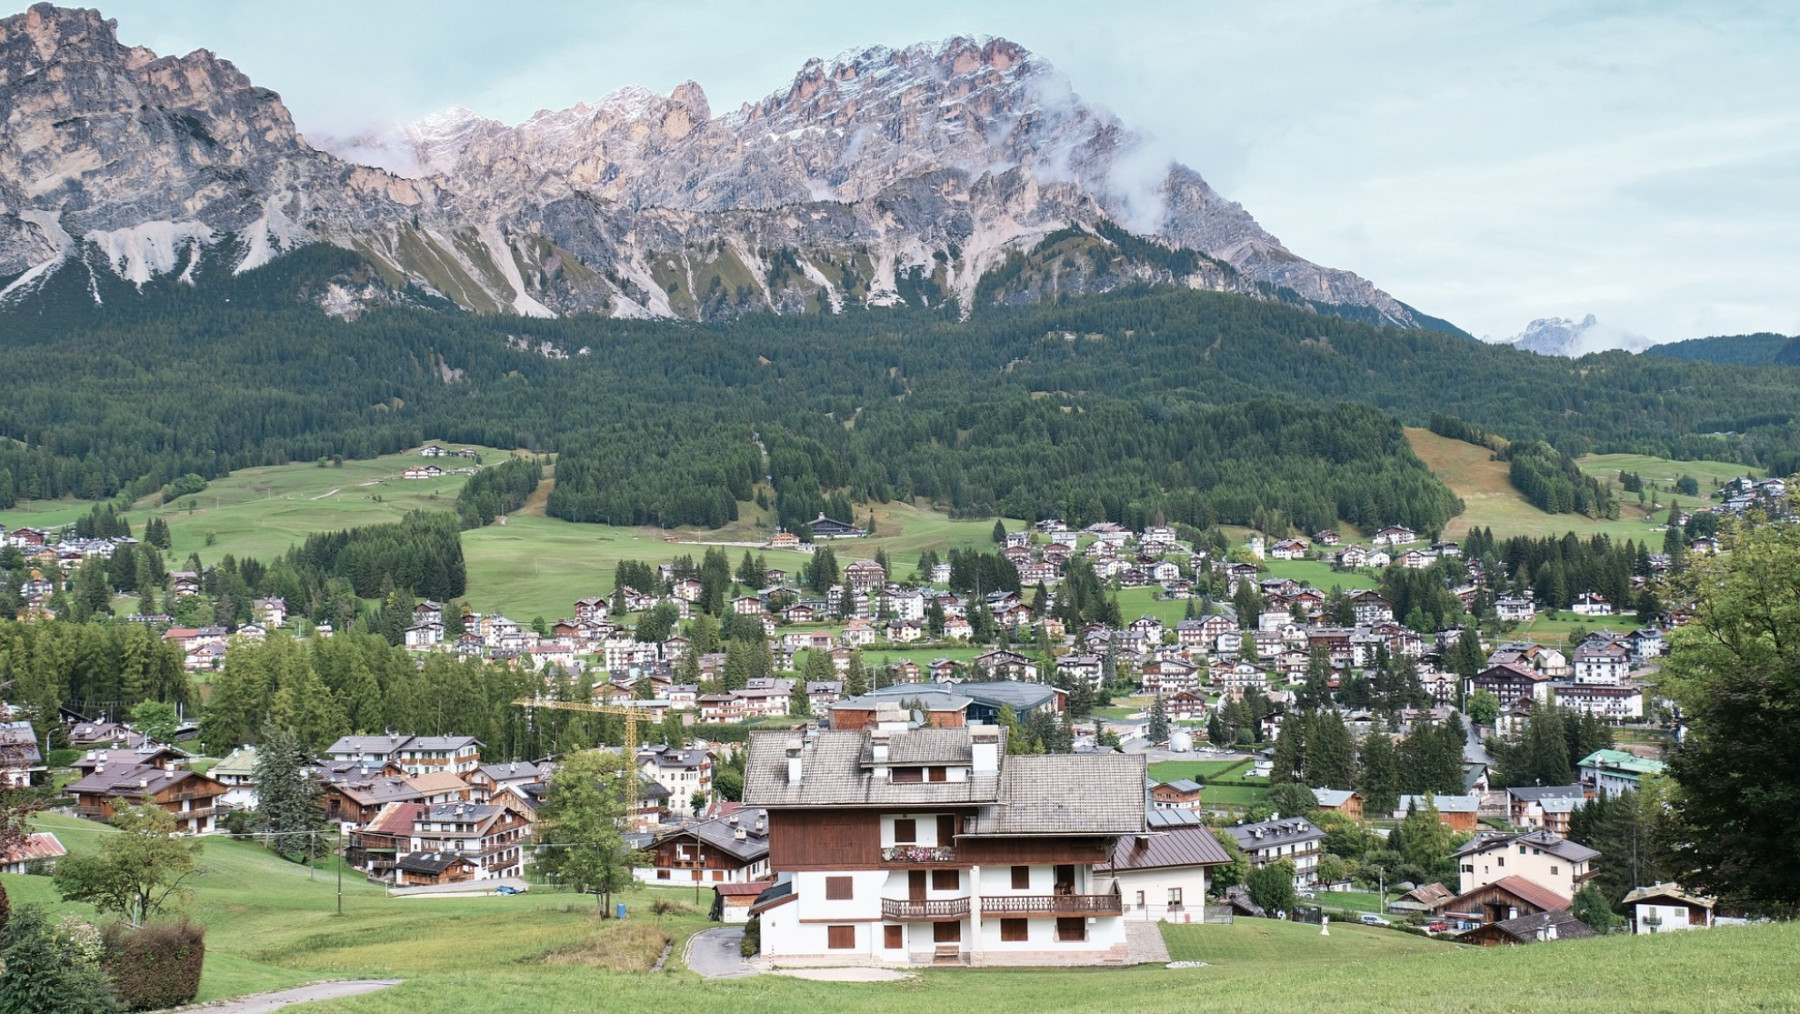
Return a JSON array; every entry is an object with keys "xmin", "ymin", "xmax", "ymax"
[{"xmin": 96, "ymin": 0, "xmax": 1800, "ymax": 342}]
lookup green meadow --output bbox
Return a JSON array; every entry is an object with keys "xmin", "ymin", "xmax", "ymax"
[{"xmin": 11, "ymin": 810, "xmax": 1797, "ymax": 1013}]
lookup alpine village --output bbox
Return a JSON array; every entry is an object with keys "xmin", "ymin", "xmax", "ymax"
[{"xmin": 0, "ymin": 4, "xmax": 1794, "ymax": 1012}]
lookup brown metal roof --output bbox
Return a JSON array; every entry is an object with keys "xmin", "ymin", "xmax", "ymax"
[
  {"xmin": 1448, "ymin": 874, "xmax": 1571, "ymax": 915},
  {"xmin": 1102, "ymin": 825, "xmax": 1232, "ymax": 871}
]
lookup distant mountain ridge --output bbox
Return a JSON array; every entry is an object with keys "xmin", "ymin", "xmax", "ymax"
[
  {"xmin": 1498, "ymin": 314, "xmax": 1655, "ymax": 357},
  {"xmin": 0, "ymin": 4, "xmax": 1460, "ymax": 329}
]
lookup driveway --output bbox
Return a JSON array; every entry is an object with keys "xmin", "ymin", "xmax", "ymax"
[
  {"xmin": 686, "ymin": 927, "xmax": 756, "ymax": 979},
  {"xmin": 180, "ymin": 980, "xmax": 402, "ymax": 1013}
]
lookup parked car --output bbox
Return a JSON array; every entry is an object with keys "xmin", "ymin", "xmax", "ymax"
[
  {"xmin": 494, "ymin": 885, "xmax": 525, "ymax": 895},
  {"xmin": 1359, "ymin": 913, "xmax": 1391, "ymax": 926},
  {"xmin": 1426, "ymin": 921, "xmax": 1449, "ymax": 933}
]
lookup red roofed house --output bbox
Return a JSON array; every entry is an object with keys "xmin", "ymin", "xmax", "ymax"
[{"xmin": 1, "ymin": 831, "xmax": 66, "ymax": 874}]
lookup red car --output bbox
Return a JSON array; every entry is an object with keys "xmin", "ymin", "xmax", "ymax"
[{"xmin": 1425, "ymin": 921, "xmax": 1449, "ymax": 933}]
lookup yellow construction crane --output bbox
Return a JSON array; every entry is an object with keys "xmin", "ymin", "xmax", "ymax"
[{"xmin": 511, "ymin": 697, "xmax": 661, "ymax": 759}]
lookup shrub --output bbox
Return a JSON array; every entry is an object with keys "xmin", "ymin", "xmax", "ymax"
[
  {"xmin": 0, "ymin": 881, "xmax": 8, "ymax": 933},
  {"xmin": 740, "ymin": 914, "xmax": 761, "ymax": 957},
  {"xmin": 99, "ymin": 919, "xmax": 206, "ymax": 1011},
  {"xmin": 0, "ymin": 905, "xmax": 122, "ymax": 1014}
]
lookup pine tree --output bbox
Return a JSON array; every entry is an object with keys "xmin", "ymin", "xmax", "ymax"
[
  {"xmin": 992, "ymin": 519, "xmax": 1007, "ymax": 544},
  {"xmin": 1146, "ymin": 695, "xmax": 1170, "ymax": 744},
  {"xmin": 789, "ymin": 680, "xmax": 812, "ymax": 717},
  {"xmin": 1356, "ymin": 727, "xmax": 1402, "ymax": 814}
]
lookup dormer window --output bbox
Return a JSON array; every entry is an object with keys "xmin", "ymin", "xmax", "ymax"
[{"xmin": 892, "ymin": 767, "xmax": 924, "ymax": 783}]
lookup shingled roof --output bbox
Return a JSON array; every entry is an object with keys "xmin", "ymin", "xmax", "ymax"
[
  {"xmin": 744, "ymin": 727, "xmax": 1144, "ymax": 836},
  {"xmin": 744, "ymin": 730, "xmax": 1001, "ymax": 807}
]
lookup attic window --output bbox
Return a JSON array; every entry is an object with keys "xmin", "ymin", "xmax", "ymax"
[{"xmin": 892, "ymin": 767, "xmax": 924, "ymax": 783}]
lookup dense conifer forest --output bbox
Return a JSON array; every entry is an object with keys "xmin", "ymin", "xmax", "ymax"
[{"xmin": 3, "ymin": 248, "xmax": 1798, "ymax": 528}]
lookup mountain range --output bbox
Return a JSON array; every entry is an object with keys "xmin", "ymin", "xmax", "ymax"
[
  {"xmin": 1495, "ymin": 314, "xmax": 1656, "ymax": 357},
  {"xmin": 0, "ymin": 3, "xmax": 1459, "ymax": 329}
]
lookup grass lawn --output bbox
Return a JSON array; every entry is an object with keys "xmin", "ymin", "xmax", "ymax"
[
  {"xmin": 1259, "ymin": 559, "xmax": 1379, "ymax": 592},
  {"xmin": 462, "ymin": 503, "xmax": 1018, "ymax": 620},
  {"xmin": 1505, "ymin": 612, "xmax": 1642, "ymax": 646},
  {"xmin": 1577, "ymin": 452, "xmax": 1757, "ymax": 489},
  {"xmin": 1314, "ymin": 890, "xmax": 1389, "ymax": 914},
  {"xmin": 1147, "ymin": 759, "xmax": 1250, "ymax": 783},
  {"xmin": 12, "ymin": 812, "xmax": 1800, "ymax": 1013},
  {"xmin": 1199, "ymin": 783, "xmax": 1266, "ymax": 808},
  {"xmin": 1406, "ymin": 428, "xmax": 1669, "ymax": 542},
  {"xmin": 0, "ymin": 444, "xmax": 515, "ymax": 567}
]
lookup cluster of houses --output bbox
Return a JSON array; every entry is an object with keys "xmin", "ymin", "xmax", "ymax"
[
  {"xmin": 1472, "ymin": 628, "xmax": 1665, "ymax": 725},
  {"xmin": 1, "ymin": 524, "xmax": 144, "ymax": 620}
]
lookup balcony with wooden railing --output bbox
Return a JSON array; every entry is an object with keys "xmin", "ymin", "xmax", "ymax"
[
  {"xmin": 881, "ymin": 897, "xmax": 970, "ymax": 922},
  {"xmin": 880, "ymin": 845, "xmax": 959, "ymax": 866},
  {"xmin": 980, "ymin": 892, "xmax": 1122, "ymax": 917}
]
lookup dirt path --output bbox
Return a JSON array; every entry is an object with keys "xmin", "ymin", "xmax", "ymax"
[
  {"xmin": 310, "ymin": 488, "xmax": 339, "ymax": 500},
  {"xmin": 181, "ymin": 980, "xmax": 402, "ymax": 1013}
]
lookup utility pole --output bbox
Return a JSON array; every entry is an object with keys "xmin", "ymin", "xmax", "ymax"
[{"xmin": 337, "ymin": 837, "xmax": 344, "ymax": 917}]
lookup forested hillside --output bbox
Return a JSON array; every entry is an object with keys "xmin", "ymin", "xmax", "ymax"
[{"xmin": 4, "ymin": 255, "xmax": 1799, "ymax": 533}]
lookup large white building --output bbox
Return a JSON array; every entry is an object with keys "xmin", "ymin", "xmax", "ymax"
[
  {"xmin": 1456, "ymin": 829, "xmax": 1599, "ymax": 900},
  {"xmin": 744, "ymin": 711, "xmax": 1143, "ymax": 966}
]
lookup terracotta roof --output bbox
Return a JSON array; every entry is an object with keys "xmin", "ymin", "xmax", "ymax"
[
  {"xmin": 364, "ymin": 802, "xmax": 425, "ymax": 836},
  {"xmin": 407, "ymin": 771, "xmax": 471, "ymax": 795},
  {"xmin": 1102, "ymin": 826, "xmax": 1232, "ymax": 872},
  {"xmin": 1450, "ymin": 874, "xmax": 1571, "ymax": 915},
  {"xmin": 2, "ymin": 831, "xmax": 66, "ymax": 864},
  {"xmin": 714, "ymin": 880, "xmax": 776, "ymax": 898}
]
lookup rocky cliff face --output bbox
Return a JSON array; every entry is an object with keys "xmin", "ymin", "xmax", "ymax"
[{"xmin": 0, "ymin": 5, "xmax": 1440, "ymax": 328}]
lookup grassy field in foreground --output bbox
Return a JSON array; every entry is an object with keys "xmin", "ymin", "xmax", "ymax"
[
  {"xmin": 1406, "ymin": 428, "xmax": 1668, "ymax": 542},
  {"xmin": 13, "ymin": 811, "xmax": 1800, "ymax": 1013}
]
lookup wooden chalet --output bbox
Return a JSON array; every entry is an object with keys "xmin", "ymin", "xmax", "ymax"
[
  {"xmin": 638, "ymin": 806, "xmax": 772, "ymax": 886},
  {"xmin": 69, "ymin": 762, "xmax": 227, "ymax": 835}
]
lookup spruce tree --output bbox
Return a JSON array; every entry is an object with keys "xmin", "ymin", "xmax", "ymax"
[
  {"xmin": 1146, "ymin": 695, "xmax": 1170, "ymax": 744},
  {"xmin": 1306, "ymin": 710, "xmax": 1356, "ymax": 789},
  {"xmin": 1269, "ymin": 716, "xmax": 1305, "ymax": 784},
  {"xmin": 844, "ymin": 650, "xmax": 869, "ymax": 696},
  {"xmin": 253, "ymin": 724, "xmax": 326, "ymax": 862},
  {"xmin": 1356, "ymin": 727, "xmax": 1402, "ymax": 814}
]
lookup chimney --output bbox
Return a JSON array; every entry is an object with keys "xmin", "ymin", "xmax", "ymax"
[
  {"xmin": 870, "ymin": 728, "xmax": 891, "ymax": 764},
  {"xmin": 734, "ymin": 826, "xmax": 748, "ymax": 842},
  {"xmin": 970, "ymin": 725, "xmax": 1000, "ymax": 775},
  {"xmin": 754, "ymin": 817, "xmax": 765, "ymax": 834},
  {"xmin": 785, "ymin": 738, "xmax": 804, "ymax": 784}
]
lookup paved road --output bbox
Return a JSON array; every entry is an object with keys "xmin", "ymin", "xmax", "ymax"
[
  {"xmin": 686, "ymin": 927, "xmax": 756, "ymax": 979},
  {"xmin": 184, "ymin": 980, "xmax": 402, "ymax": 1013}
]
